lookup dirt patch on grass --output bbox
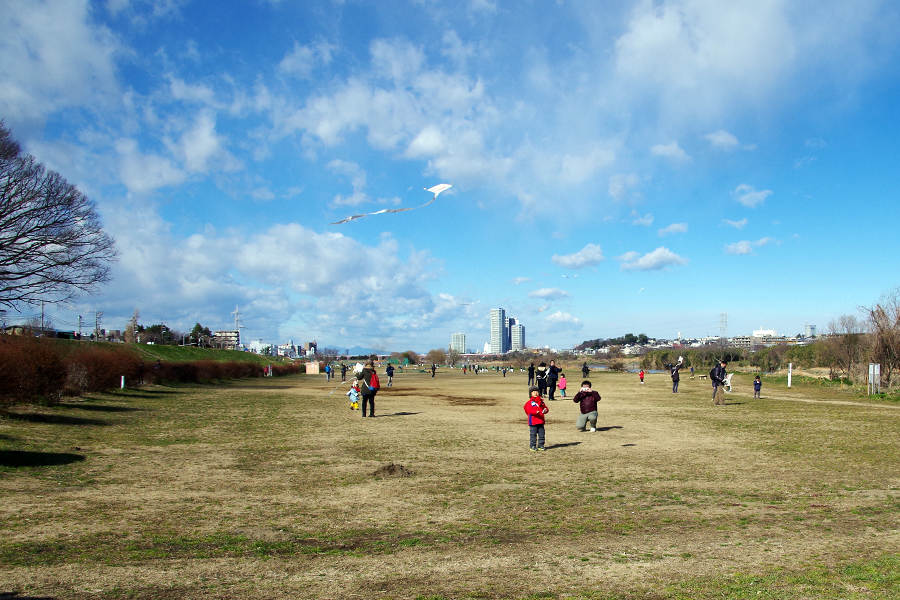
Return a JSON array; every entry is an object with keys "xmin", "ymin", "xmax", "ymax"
[{"xmin": 372, "ymin": 463, "xmax": 415, "ymax": 478}]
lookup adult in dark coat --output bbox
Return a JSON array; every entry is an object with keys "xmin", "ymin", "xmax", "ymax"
[
  {"xmin": 527, "ymin": 363, "xmax": 535, "ymax": 386},
  {"xmin": 581, "ymin": 362, "xmax": 590, "ymax": 378},
  {"xmin": 547, "ymin": 360, "xmax": 561, "ymax": 401},
  {"xmin": 710, "ymin": 360, "xmax": 728, "ymax": 405},
  {"xmin": 358, "ymin": 361, "xmax": 379, "ymax": 417},
  {"xmin": 535, "ymin": 362, "xmax": 548, "ymax": 398}
]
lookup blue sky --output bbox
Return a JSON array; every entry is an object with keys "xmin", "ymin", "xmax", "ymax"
[{"xmin": 2, "ymin": 0, "xmax": 899, "ymax": 352}]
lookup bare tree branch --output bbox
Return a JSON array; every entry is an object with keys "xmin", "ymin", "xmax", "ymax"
[{"xmin": 0, "ymin": 122, "xmax": 117, "ymax": 307}]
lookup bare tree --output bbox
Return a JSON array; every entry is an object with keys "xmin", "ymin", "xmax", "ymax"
[
  {"xmin": 826, "ymin": 314, "xmax": 866, "ymax": 382},
  {"xmin": 0, "ymin": 122, "xmax": 117, "ymax": 307},
  {"xmin": 426, "ymin": 348, "xmax": 448, "ymax": 365},
  {"xmin": 863, "ymin": 288, "xmax": 900, "ymax": 390},
  {"xmin": 447, "ymin": 348, "xmax": 461, "ymax": 366}
]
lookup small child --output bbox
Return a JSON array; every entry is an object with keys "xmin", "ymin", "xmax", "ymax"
[
  {"xmin": 558, "ymin": 373, "xmax": 567, "ymax": 397},
  {"xmin": 639, "ymin": 369, "xmax": 645, "ymax": 384},
  {"xmin": 753, "ymin": 375, "xmax": 762, "ymax": 399},
  {"xmin": 347, "ymin": 379, "xmax": 360, "ymax": 410},
  {"xmin": 524, "ymin": 386, "xmax": 549, "ymax": 451}
]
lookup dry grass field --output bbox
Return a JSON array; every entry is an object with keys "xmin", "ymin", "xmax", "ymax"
[{"xmin": 1, "ymin": 368, "xmax": 899, "ymax": 599}]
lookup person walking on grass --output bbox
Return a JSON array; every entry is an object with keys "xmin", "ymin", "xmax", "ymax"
[
  {"xmin": 572, "ymin": 380, "xmax": 601, "ymax": 432},
  {"xmin": 386, "ymin": 364, "xmax": 395, "ymax": 387},
  {"xmin": 754, "ymin": 375, "xmax": 762, "ymax": 399},
  {"xmin": 358, "ymin": 361, "xmax": 380, "ymax": 417},
  {"xmin": 582, "ymin": 362, "xmax": 590, "ymax": 379},
  {"xmin": 558, "ymin": 373, "xmax": 567, "ymax": 397},
  {"xmin": 528, "ymin": 363, "xmax": 535, "ymax": 386},
  {"xmin": 524, "ymin": 386, "xmax": 549, "ymax": 451},
  {"xmin": 711, "ymin": 360, "xmax": 728, "ymax": 405},
  {"xmin": 639, "ymin": 369, "xmax": 645, "ymax": 385},
  {"xmin": 341, "ymin": 363, "xmax": 347, "ymax": 382}
]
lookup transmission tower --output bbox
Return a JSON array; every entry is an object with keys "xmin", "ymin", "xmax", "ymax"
[{"xmin": 720, "ymin": 311, "xmax": 728, "ymax": 345}]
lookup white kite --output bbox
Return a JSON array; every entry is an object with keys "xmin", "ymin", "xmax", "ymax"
[{"xmin": 331, "ymin": 184, "xmax": 452, "ymax": 225}]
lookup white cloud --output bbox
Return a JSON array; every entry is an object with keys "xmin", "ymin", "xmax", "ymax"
[
  {"xmin": 0, "ymin": 0, "xmax": 120, "ymax": 125},
  {"xmin": 405, "ymin": 125, "xmax": 446, "ymax": 158},
  {"xmin": 616, "ymin": 247, "xmax": 688, "ymax": 271},
  {"xmin": 658, "ymin": 222, "xmax": 688, "ymax": 236},
  {"xmin": 806, "ymin": 138, "xmax": 826, "ymax": 148},
  {"xmin": 560, "ymin": 145, "xmax": 616, "ymax": 185},
  {"xmin": 630, "ymin": 210, "xmax": 654, "ymax": 226},
  {"xmin": 608, "ymin": 173, "xmax": 640, "ymax": 201},
  {"xmin": 278, "ymin": 40, "xmax": 334, "ymax": 79},
  {"xmin": 99, "ymin": 204, "xmax": 451, "ymax": 344},
  {"xmin": 725, "ymin": 237, "xmax": 774, "ymax": 255},
  {"xmin": 725, "ymin": 240, "xmax": 753, "ymax": 255},
  {"xmin": 543, "ymin": 311, "xmax": 583, "ymax": 331},
  {"xmin": 327, "ymin": 159, "xmax": 370, "ymax": 207},
  {"xmin": 704, "ymin": 129, "xmax": 739, "ymax": 149},
  {"xmin": 723, "ymin": 218, "xmax": 748, "ymax": 229},
  {"xmin": 116, "ymin": 138, "xmax": 187, "ymax": 195},
  {"xmin": 733, "ymin": 183, "xmax": 772, "ymax": 208},
  {"xmin": 511, "ymin": 277, "xmax": 531, "ymax": 285},
  {"xmin": 528, "ymin": 287, "xmax": 571, "ymax": 300},
  {"xmin": 650, "ymin": 141, "xmax": 691, "ymax": 163},
  {"xmin": 551, "ymin": 244, "xmax": 604, "ymax": 269},
  {"xmin": 614, "ymin": 1, "xmax": 795, "ymax": 118},
  {"xmin": 176, "ymin": 111, "xmax": 239, "ymax": 173}
]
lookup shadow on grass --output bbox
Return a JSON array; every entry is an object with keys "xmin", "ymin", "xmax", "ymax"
[
  {"xmin": 2, "ymin": 413, "xmax": 110, "ymax": 426},
  {"xmin": 0, "ymin": 450, "xmax": 86, "ymax": 468},
  {"xmin": 546, "ymin": 442, "xmax": 581, "ymax": 449},
  {"xmin": 597, "ymin": 425, "xmax": 622, "ymax": 432},
  {"xmin": 381, "ymin": 412, "xmax": 421, "ymax": 417},
  {"xmin": 0, "ymin": 594, "xmax": 58, "ymax": 600},
  {"xmin": 59, "ymin": 404, "xmax": 146, "ymax": 413},
  {"xmin": 106, "ymin": 389, "xmax": 181, "ymax": 397}
]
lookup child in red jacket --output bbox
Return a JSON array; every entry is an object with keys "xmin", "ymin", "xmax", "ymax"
[{"xmin": 524, "ymin": 386, "xmax": 549, "ymax": 451}]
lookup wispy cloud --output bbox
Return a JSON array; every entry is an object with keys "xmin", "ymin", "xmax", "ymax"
[
  {"xmin": 704, "ymin": 129, "xmax": 756, "ymax": 151},
  {"xmin": 725, "ymin": 237, "xmax": 774, "ymax": 255},
  {"xmin": 723, "ymin": 218, "xmax": 748, "ymax": 229},
  {"xmin": 650, "ymin": 141, "xmax": 691, "ymax": 163},
  {"xmin": 617, "ymin": 247, "xmax": 688, "ymax": 271},
  {"xmin": 608, "ymin": 173, "xmax": 640, "ymax": 201},
  {"xmin": 733, "ymin": 184, "xmax": 771, "ymax": 208},
  {"xmin": 511, "ymin": 277, "xmax": 531, "ymax": 285},
  {"xmin": 630, "ymin": 210, "xmax": 653, "ymax": 226},
  {"xmin": 551, "ymin": 244, "xmax": 604, "ymax": 269},
  {"xmin": 528, "ymin": 287, "xmax": 571, "ymax": 300},
  {"xmin": 658, "ymin": 222, "xmax": 688, "ymax": 236}
]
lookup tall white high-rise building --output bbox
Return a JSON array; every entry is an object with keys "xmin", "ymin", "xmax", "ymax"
[
  {"xmin": 490, "ymin": 308, "xmax": 508, "ymax": 354},
  {"xmin": 510, "ymin": 324, "xmax": 525, "ymax": 351},
  {"xmin": 450, "ymin": 333, "xmax": 466, "ymax": 353}
]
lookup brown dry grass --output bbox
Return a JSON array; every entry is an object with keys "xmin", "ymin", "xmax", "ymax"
[{"xmin": 1, "ymin": 369, "xmax": 899, "ymax": 599}]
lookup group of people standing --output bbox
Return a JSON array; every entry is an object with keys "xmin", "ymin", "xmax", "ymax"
[{"xmin": 527, "ymin": 360, "xmax": 568, "ymax": 400}]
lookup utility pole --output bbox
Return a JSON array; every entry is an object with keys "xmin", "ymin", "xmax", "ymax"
[
  {"xmin": 94, "ymin": 311, "xmax": 103, "ymax": 340},
  {"xmin": 78, "ymin": 315, "xmax": 83, "ymax": 338},
  {"xmin": 720, "ymin": 311, "xmax": 728, "ymax": 348}
]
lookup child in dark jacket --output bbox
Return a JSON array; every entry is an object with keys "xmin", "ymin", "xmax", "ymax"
[
  {"xmin": 753, "ymin": 375, "xmax": 762, "ymax": 399},
  {"xmin": 524, "ymin": 386, "xmax": 549, "ymax": 451},
  {"xmin": 572, "ymin": 380, "xmax": 601, "ymax": 431}
]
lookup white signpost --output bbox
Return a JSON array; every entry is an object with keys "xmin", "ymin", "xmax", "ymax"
[
  {"xmin": 868, "ymin": 363, "xmax": 881, "ymax": 395},
  {"xmin": 787, "ymin": 363, "xmax": 792, "ymax": 388}
]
